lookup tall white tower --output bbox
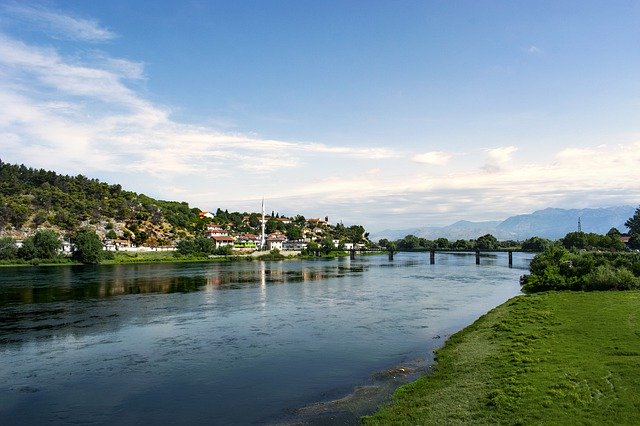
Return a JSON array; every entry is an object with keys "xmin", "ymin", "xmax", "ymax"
[{"xmin": 260, "ymin": 198, "xmax": 266, "ymax": 250}]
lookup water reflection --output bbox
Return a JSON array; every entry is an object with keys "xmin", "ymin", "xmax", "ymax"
[
  {"xmin": 0, "ymin": 253, "xmax": 532, "ymax": 425},
  {"xmin": 0, "ymin": 261, "xmax": 369, "ymax": 306}
]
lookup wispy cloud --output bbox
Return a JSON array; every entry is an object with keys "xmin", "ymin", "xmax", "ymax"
[
  {"xmin": 0, "ymin": 28, "xmax": 396, "ymax": 197},
  {"xmin": 2, "ymin": 3, "xmax": 116, "ymax": 42},
  {"xmin": 526, "ymin": 45, "xmax": 543, "ymax": 55},
  {"xmin": 0, "ymin": 6, "xmax": 638, "ymax": 231},
  {"xmin": 412, "ymin": 151, "xmax": 453, "ymax": 166}
]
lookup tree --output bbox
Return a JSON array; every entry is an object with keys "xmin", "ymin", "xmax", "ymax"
[
  {"xmin": 397, "ymin": 235, "xmax": 421, "ymax": 250},
  {"xmin": 606, "ymin": 227, "xmax": 622, "ymax": 238},
  {"xmin": 521, "ymin": 237, "xmax": 552, "ymax": 252},
  {"xmin": 625, "ymin": 206, "xmax": 640, "ymax": 249},
  {"xmin": 475, "ymin": 234, "xmax": 498, "ymax": 250},
  {"xmin": 265, "ymin": 219, "xmax": 279, "ymax": 234},
  {"xmin": 306, "ymin": 241, "xmax": 319, "ymax": 255},
  {"xmin": 452, "ymin": 239, "xmax": 472, "ymax": 250},
  {"xmin": 32, "ymin": 210, "xmax": 47, "ymax": 229},
  {"xmin": 561, "ymin": 232, "xmax": 588, "ymax": 250},
  {"xmin": 72, "ymin": 229, "xmax": 104, "ymax": 264},
  {"xmin": 435, "ymin": 238, "xmax": 450, "ymax": 250},
  {"xmin": 286, "ymin": 225, "xmax": 302, "ymax": 240},
  {"xmin": 19, "ymin": 229, "xmax": 61, "ymax": 260},
  {"xmin": 625, "ymin": 206, "xmax": 640, "ymax": 234},
  {"xmin": 176, "ymin": 237, "xmax": 215, "ymax": 256},
  {"xmin": 0, "ymin": 237, "xmax": 17, "ymax": 260},
  {"xmin": 321, "ymin": 236, "xmax": 335, "ymax": 254}
]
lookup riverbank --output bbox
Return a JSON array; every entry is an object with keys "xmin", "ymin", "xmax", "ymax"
[
  {"xmin": 364, "ymin": 291, "xmax": 640, "ymax": 424},
  {"xmin": 0, "ymin": 249, "xmax": 354, "ymax": 267}
]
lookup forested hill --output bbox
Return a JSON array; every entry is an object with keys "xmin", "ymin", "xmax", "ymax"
[{"xmin": 0, "ymin": 160, "xmax": 201, "ymax": 243}]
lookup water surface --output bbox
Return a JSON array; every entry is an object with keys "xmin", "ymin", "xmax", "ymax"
[{"xmin": 0, "ymin": 252, "xmax": 531, "ymax": 424}]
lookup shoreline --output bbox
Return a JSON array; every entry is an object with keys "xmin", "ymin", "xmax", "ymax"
[
  {"xmin": 0, "ymin": 250, "xmax": 358, "ymax": 268},
  {"xmin": 364, "ymin": 290, "xmax": 640, "ymax": 424}
]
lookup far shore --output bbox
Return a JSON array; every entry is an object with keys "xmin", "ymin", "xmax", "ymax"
[{"xmin": 0, "ymin": 249, "xmax": 365, "ymax": 267}]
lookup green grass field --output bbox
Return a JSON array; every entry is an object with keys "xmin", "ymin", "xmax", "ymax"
[{"xmin": 365, "ymin": 291, "xmax": 640, "ymax": 425}]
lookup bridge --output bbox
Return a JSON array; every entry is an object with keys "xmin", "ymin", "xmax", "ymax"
[{"xmin": 349, "ymin": 248, "xmax": 525, "ymax": 268}]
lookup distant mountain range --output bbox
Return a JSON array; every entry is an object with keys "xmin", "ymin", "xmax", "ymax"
[{"xmin": 371, "ymin": 206, "xmax": 636, "ymax": 242}]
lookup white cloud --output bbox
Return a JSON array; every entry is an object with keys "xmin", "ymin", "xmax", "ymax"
[
  {"xmin": 412, "ymin": 151, "xmax": 453, "ymax": 166},
  {"xmin": 0, "ymin": 29, "xmax": 396, "ymax": 203},
  {"xmin": 0, "ymin": 6, "xmax": 638, "ymax": 231},
  {"xmin": 485, "ymin": 146, "xmax": 518, "ymax": 163},
  {"xmin": 3, "ymin": 3, "xmax": 116, "ymax": 41}
]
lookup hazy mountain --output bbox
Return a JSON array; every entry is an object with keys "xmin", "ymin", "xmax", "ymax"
[{"xmin": 371, "ymin": 206, "xmax": 636, "ymax": 242}]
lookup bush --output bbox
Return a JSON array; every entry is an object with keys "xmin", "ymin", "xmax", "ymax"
[
  {"xmin": 18, "ymin": 229, "xmax": 61, "ymax": 260},
  {"xmin": 583, "ymin": 266, "xmax": 639, "ymax": 291},
  {"xmin": 72, "ymin": 229, "xmax": 104, "ymax": 264},
  {"xmin": 522, "ymin": 247, "xmax": 640, "ymax": 293},
  {"xmin": 0, "ymin": 237, "xmax": 18, "ymax": 260}
]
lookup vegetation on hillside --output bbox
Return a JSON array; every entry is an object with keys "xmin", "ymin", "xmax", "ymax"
[
  {"xmin": 0, "ymin": 160, "xmax": 201, "ymax": 243},
  {"xmin": 0, "ymin": 160, "xmax": 372, "ymax": 264},
  {"xmin": 365, "ymin": 292, "xmax": 640, "ymax": 424}
]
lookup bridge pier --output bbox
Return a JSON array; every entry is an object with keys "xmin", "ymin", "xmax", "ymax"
[
  {"xmin": 475, "ymin": 250, "xmax": 480, "ymax": 265},
  {"xmin": 508, "ymin": 251, "xmax": 513, "ymax": 268},
  {"xmin": 430, "ymin": 250, "xmax": 435, "ymax": 264}
]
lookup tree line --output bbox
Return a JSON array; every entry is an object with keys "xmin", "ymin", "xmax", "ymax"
[
  {"xmin": 0, "ymin": 229, "xmax": 112, "ymax": 265},
  {"xmin": 521, "ymin": 206, "xmax": 640, "ymax": 292}
]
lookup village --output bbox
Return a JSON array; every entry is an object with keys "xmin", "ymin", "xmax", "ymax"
[
  {"xmin": 197, "ymin": 210, "xmax": 368, "ymax": 253},
  {"xmin": 99, "ymin": 208, "xmax": 370, "ymax": 254}
]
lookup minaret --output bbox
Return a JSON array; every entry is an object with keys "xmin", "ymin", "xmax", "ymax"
[{"xmin": 261, "ymin": 198, "xmax": 266, "ymax": 250}]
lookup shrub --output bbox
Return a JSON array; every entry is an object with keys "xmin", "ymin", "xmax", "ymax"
[
  {"xmin": 522, "ymin": 247, "xmax": 640, "ymax": 293},
  {"xmin": 583, "ymin": 266, "xmax": 639, "ymax": 291}
]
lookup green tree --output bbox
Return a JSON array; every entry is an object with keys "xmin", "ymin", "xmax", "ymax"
[
  {"xmin": 321, "ymin": 236, "xmax": 335, "ymax": 254},
  {"xmin": 265, "ymin": 219, "xmax": 279, "ymax": 234},
  {"xmin": 19, "ymin": 229, "xmax": 61, "ymax": 260},
  {"xmin": 0, "ymin": 237, "xmax": 18, "ymax": 260},
  {"xmin": 521, "ymin": 237, "xmax": 552, "ymax": 252},
  {"xmin": 435, "ymin": 238, "xmax": 450, "ymax": 249},
  {"xmin": 452, "ymin": 239, "xmax": 472, "ymax": 250},
  {"xmin": 177, "ymin": 236, "xmax": 215, "ymax": 255},
  {"xmin": 306, "ymin": 241, "xmax": 319, "ymax": 255},
  {"xmin": 625, "ymin": 206, "xmax": 640, "ymax": 249},
  {"xmin": 72, "ymin": 229, "xmax": 104, "ymax": 264},
  {"xmin": 286, "ymin": 225, "xmax": 302, "ymax": 240},
  {"xmin": 476, "ymin": 234, "xmax": 498, "ymax": 250},
  {"xmin": 397, "ymin": 235, "xmax": 421, "ymax": 250}
]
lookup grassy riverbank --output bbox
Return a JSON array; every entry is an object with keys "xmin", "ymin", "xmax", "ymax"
[
  {"xmin": 365, "ymin": 291, "xmax": 640, "ymax": 424},
  {"xmin": 0, "ymin": 249, "xmax": 334, "ymax": 267}
]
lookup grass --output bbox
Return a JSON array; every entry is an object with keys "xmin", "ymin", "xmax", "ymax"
[{"xmin": 364, "ymin": 291, "xmax": 640, "ymax": 425}]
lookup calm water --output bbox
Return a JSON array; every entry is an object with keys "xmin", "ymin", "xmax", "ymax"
[{"xmin": 0, "ymin": 252, "xmax": 532, "ymax": 425}]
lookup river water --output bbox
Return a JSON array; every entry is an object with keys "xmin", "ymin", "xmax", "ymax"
[{"xmin": 0, "ymin": 252, "xmax": 532, "ymax": 425}]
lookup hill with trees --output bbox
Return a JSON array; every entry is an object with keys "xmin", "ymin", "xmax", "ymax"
[
  {"xmin": 0, "ymin": 160, "xmax": 371, "ymax": 264},
  {"xmin": 0, "ymin": 159, "xmax": 202, "ymax": 245}
]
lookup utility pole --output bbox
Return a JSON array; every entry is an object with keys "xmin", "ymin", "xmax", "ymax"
[{"xmin": 578, "ymin": 217, "xmax": 582, "ymax": 233}]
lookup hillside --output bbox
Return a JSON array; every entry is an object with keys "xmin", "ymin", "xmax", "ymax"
[
  {"xmin": 0, "ymin": 160, "xmax": 202, "ymax": 244},
  {"xmin": 0, "ymin": 160, "xmax": 370, "ymax": 248}
]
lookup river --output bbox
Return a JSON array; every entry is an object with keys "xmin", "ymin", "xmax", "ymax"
[{"xmin": 0, "ymin": 252, "xmax": 532, "ymax": 425}]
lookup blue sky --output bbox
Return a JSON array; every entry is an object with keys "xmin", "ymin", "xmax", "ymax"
[{"xmin": 1, "ymin": 1, "xmax": 638, "ymax": 232}]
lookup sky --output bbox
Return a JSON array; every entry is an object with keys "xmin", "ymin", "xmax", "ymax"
[{"xmin": 0, "ymin": 1, "xmax": 639, "ymax": 232}]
